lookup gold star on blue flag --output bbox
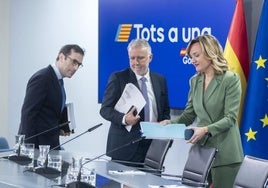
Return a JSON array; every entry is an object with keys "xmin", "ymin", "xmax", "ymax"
[{"xmin": 240, "ymin": 0, "xmax": 268, "ymax": 159}]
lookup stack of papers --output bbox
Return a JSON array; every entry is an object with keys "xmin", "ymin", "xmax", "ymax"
[
  {"xmin": 140, "ymin": 122, "xmax": 186, "ymax": 139},
  {"xmin": 108, "ymin": 170, "xmax": 146, "ymax": 175},
  {"xmin": 114, "ymin": 83, "xmax": 146, "ymax": 132},
  {"xmin": 148, "ymin": 185, "xmax": 188, "ymax": 188},
  {"xmin": 114, "ymin": 83, "xmax": 145, "ymax": 115}
]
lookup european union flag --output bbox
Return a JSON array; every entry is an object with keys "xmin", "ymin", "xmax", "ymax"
[{"xmin": 240, "ymin": 0, "xmax": 268, "ymax": 159}]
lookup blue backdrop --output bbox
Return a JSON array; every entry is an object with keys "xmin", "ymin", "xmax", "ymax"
[{"xmin": 99, "ymin": 0, "xmax": 235, "ymax": 109}]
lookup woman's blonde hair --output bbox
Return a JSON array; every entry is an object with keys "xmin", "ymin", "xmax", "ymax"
[{"xmin": 186, "ymin": 34, "xmax": 229, "ymax": 74}]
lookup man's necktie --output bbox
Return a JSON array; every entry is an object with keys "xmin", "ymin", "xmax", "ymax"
[
  {"xmin": 59, "ymin": 79, "xmax": 66, "ymax": 111},
  {"xmin": 140, "ymin": 77, "xmax": 150, "ymax": 121}
]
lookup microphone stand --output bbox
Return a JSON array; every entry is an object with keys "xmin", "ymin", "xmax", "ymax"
[
  {"xmin": 8, "ymin": 135, "xmax": 33, "ymax": 165},
  {"xmin": 34, "ymin": 123, "xmax": 103, "ymax": 178},
  {"xmin": 25, "ymin": 121, "xmax": 71, "ymax": 141},
  {"xmin": 8, "ymin": 121, "xmax": 70, "ymax": 165},
  {"xmin": 66, "ymin": 136, "xmax": 145, "ymax": 188}
]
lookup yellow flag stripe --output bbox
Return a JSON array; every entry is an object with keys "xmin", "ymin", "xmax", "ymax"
[{"xmin": 224, "ymin": 39, "xmax": 247, "ymax": 124}]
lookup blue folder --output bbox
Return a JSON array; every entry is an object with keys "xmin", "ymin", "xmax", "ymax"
[{"xmin": 140, "ymin": 122, "xmax": 186, "ymax": 139}]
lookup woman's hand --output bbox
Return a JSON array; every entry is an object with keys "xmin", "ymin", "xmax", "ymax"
[
  {"xmin": 159, "ymin": 119, "xmax": 171, "ymax": 126},
  {"xmin": 187, "ymin": 126, "xmax": 208, "ymax": 143}
]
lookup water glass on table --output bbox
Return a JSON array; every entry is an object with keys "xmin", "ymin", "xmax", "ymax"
[
  {"xmin": 37, "ymin": 145, "xmax": 50, "ymax": 167},
  {"xmin": 20, "ymin": 143, "xmax": 35, "ymax": 168},
  {"xmin": 48, "ymin": 154, "xmax": 62, "ymax": 172},
  {"xmin": 66, "ymin": 157, "xmax": 83, "ymax": 184},
  {"xmin": 14, "ymin": 134, "xmax": 25, "ymax": 154},
  {"xmin": 66, "ymin": 157, "xmax": 96, "ymax": 186}
]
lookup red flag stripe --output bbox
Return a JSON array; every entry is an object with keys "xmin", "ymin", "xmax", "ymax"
[{"xmin": 227, "ymin": 0, "xmax": 250, "ymax": 80}]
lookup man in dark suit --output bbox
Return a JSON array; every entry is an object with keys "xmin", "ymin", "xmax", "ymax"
[
  {"xmin": 18, "ymin": 44, "xmax": 84, "ymax": 149},
  {"xmin": 100, "ymin": 39, "xmax": 170, "ymax": 162}
]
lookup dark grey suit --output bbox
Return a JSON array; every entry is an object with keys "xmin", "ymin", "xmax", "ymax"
[
  {"xmin": 100, "ymin": 68, "xmax": 170, "ymax": 162},
  {"xmin": 19, "ymin": 65, "xmax": 64, "ymax": 149}
]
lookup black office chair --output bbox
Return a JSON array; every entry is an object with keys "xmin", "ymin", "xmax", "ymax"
[
  {"xmin": 0, "ymin": 137, "xmax": 10, "ymax": 152},
  {"xmin": 112, "ymin": 139, "xmax": 173, "ymax": 174},
  {"xmin": 233, "ymin": 155, "xmax": 268, "ymax": 188},
  {"xmin": 162, "ymin": 144, "xmax": 218, "ymax": 187}
]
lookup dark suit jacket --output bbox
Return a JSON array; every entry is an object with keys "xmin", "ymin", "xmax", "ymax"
[
  {"xmin": 18, "ymin": 65, "xmax": 63, "ymax": 149},
  {"xmin": 100, "ymin": 68, "xmax": 170, "ymax": 161}
]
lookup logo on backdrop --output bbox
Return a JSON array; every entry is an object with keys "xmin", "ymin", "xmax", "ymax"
[
  {"xmin": 115, "ymin": 23, "xmax": 212, "ymax": 64},
  {"xmin": 99, "ymin": 0, "xmax": 235, "ymax": 108},
  {"xmin": 115, "ymin": 24, "xmax": 133, "ymax": 42},
  {"xmin": 115, "ymin": 24, "xmax": 211, "ymax": 43}
]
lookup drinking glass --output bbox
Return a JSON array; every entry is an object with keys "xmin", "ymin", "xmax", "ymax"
[
  {"xmin": 20, "ymin": 143, "xmax": 35, "ymax": 168},
  {"xmin": 47, "ymin": 154, "xmax": 62, "ymax": 172},
  {"xmin": 65, "ymin": 157, "xmax": 83, "ymax": 184},
  {"xmin": 81, "ymin": 168, "xmax": 96, "ymax": 186},
  {"xmin": 14, "ymin": 134, "xmax": 25, "ymax": 154},
  {"xmin": 65, "ymin": 157, "xmax": 96, "ymax": 186},
  {"xmin": 37, "ymin": 145, "xmax": 50, "ymax": 167}
]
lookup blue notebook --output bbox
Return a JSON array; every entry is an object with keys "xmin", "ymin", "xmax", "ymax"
[{"xmin": 140, "ymin": 122, "xmax": 186, "ymax": 139}]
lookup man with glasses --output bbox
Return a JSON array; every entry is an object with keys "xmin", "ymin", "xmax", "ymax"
[
  {"xmin": 100, "ymin": 39, "xmax": 170, "ymax": 163},
  {"xmin": 18, "ymin": 44, "xmax": 84, "ymax": 149}
]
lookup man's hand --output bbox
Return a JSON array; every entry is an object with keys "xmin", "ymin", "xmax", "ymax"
[
  {"xmin": 125, "ymin": 107, "xmax": 140, "ymax": 126},
  {"xmin": 60, "ymin": 129, "xmax": 70, "ymax": 136}
]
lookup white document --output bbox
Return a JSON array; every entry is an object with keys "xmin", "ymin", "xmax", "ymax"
[
  {"xmin": 148, "ymin": 185, "xmax": 187, "ymax": 188},
  {"xmin": 114, "ymin": 83, "xmax": 146, "ymax": 132},
  {"xmin": 108, "ymin": 170, "xmax": 146, "ymax": 175},
  {"xmin": 66, "ymin": 102, "xmax": 76, "ymax": 131}
]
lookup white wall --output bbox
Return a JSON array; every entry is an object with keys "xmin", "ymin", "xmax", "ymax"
[
  {"xmin": 8, "ymin": 0, "xmax": 107, "ymax": 155},
  {"xmin": 4, "ymin": 0, "xmax": 263, "ymax": 176},
  {"xmin": 0, "ymin": 0, "xmax": 9, "ymax": 138},
  {"xmin": 5, "ymin": 0, "xmax": 190, "ymax": 174}
]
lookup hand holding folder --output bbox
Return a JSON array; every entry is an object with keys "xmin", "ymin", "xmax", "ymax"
[{"xmin": 114, "ymin": 83, "xmax": 145, "ymax": 115}]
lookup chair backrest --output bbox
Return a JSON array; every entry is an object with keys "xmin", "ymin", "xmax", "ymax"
[
  {"xmin": 181, "ymin": 144, "xmax": 217, "ymax": 187},
  {"xmin": 233, "ymin": 155, "xmax": 268, "ymax": 188},
  {"xmin": 0, "ymin": 137, "xmax": 10, "ymax": 150},
  {"xmin": 143, "ymin": 139, "xmax": 173, "ymax": 171}
]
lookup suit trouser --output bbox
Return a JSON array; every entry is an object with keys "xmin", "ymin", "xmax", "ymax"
[{"xmin": 208, "ymin": 162, "xmax": 241, "ymax": 188}]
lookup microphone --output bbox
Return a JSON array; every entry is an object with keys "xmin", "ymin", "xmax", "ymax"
[
  {"xmin": 34, "ymin": 123, "xmax": 103, "ymax": 178},
  {"xmin": 184, "ymin": 129, "xmax": 194, "ymax": 140},
  {"xmin": 66, "ymin": 136, "xmax": 145, "ymax": 188},
  {"xmin": 8, "ymin": 121, "xmax": 70, "ymax": 165}
]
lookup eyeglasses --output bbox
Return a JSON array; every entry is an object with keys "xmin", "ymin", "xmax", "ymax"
[{"xmin": 67, "ymin": 56, "xmax": 83, "ymax": 68}]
